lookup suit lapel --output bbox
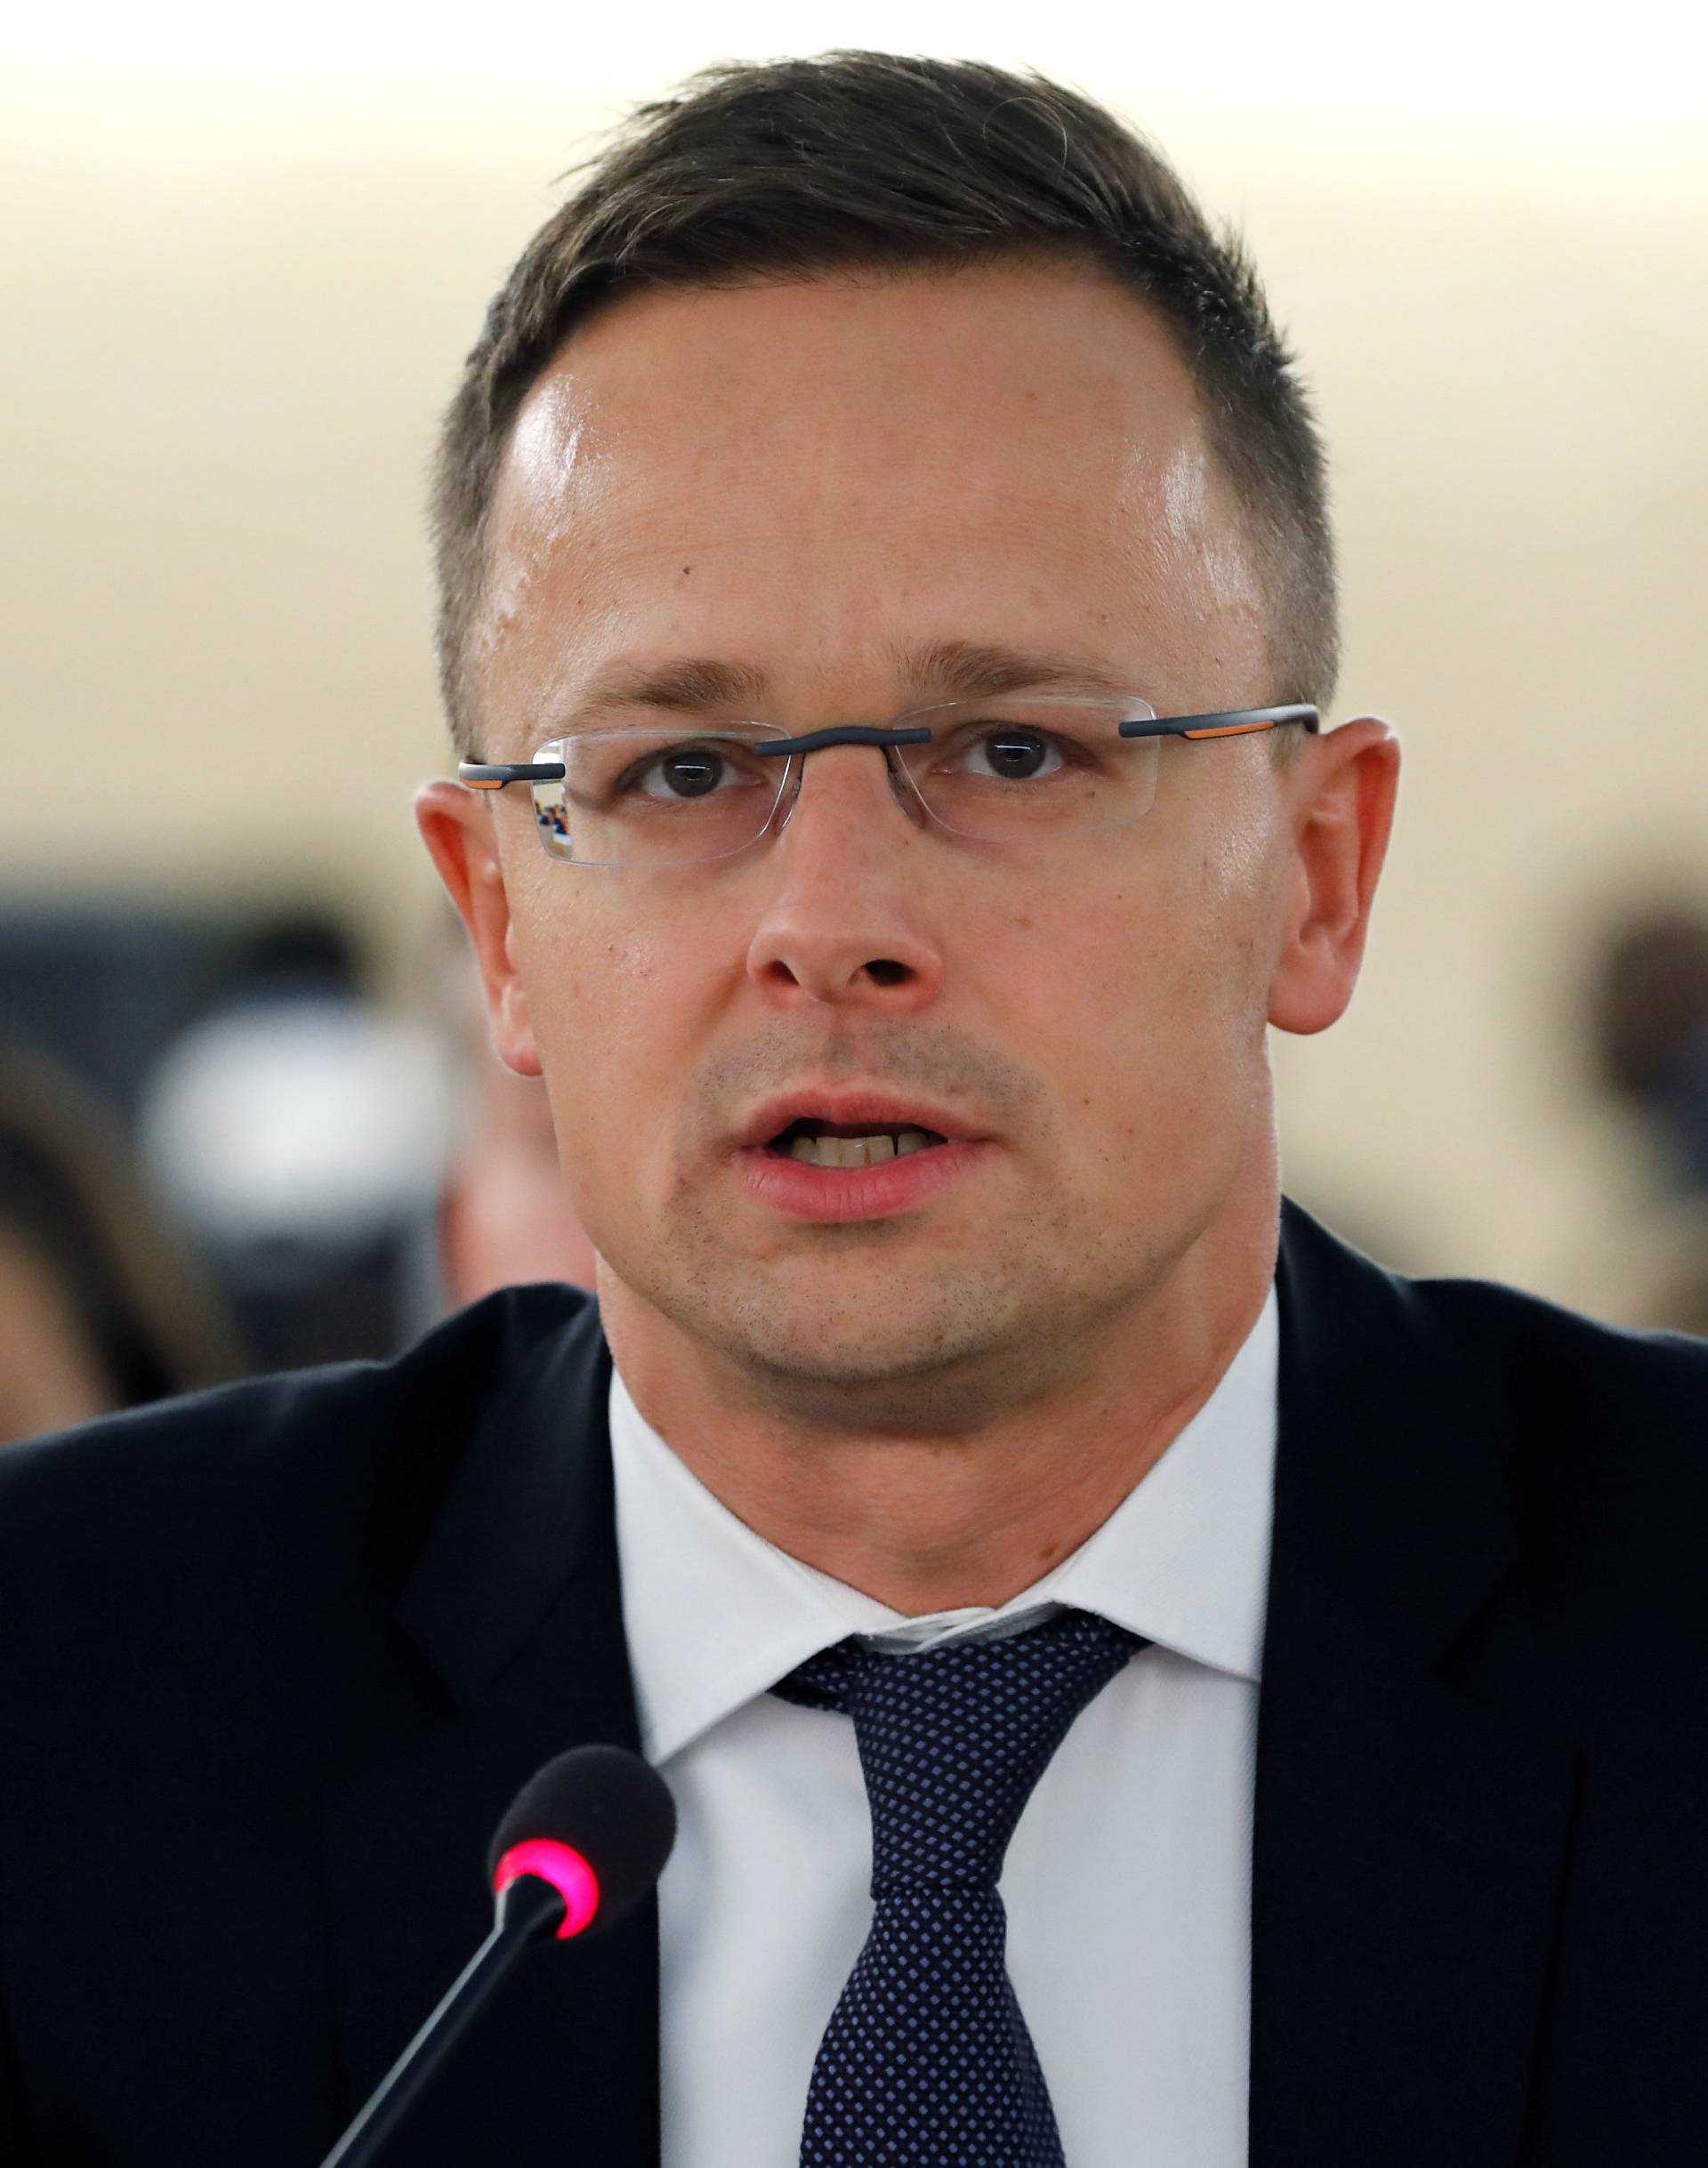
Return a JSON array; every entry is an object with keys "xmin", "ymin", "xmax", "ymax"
[
  {"xmin": 1250, "ymin": 1205, "xmax": 1576, "ymax": 2166},
  {"xmin": 318, "ymin": 1300, "xmax": 660, "ymax": 2168}
]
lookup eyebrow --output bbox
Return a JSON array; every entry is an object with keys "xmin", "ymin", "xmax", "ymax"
[{"xmin": 559, "ymin": 638, "xmax": 1136, "ymax": 726}]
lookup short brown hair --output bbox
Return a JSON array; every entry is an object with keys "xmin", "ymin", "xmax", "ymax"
[{"xmin": 431, "ymin": 51, "xmax": 1339, "ymax": 755}]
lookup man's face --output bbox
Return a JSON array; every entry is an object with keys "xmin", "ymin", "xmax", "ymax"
[{"xmin": 449, "ymin": 261, "xmax": 1308, "ymax": 1416}]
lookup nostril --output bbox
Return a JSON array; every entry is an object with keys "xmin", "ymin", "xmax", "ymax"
[{"xmin": 865, "ymin": 959, "xmax": 912, "ymax": 987}]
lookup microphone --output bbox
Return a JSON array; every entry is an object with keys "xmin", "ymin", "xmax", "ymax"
[{"xmin": 319, "ymin": 1744, "xmax": 676, "ymax": 2168}]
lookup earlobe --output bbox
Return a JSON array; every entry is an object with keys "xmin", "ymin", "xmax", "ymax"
[
  {"xmin": 1266, "ymin": 717, "xmax": 1401, "ymax": 1038},
  {"xmin": 415, "ymin": 779, "xmax": 544, "ymax": 1077}
]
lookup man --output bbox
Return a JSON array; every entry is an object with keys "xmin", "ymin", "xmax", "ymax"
[{"xmin": 2, "ymin": 51, "xmax": 1704, "ymax": 2168}]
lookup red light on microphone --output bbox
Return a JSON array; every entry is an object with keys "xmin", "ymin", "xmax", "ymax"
[{"xmin": 491, "ymin": 1839, "xmax": 600, "ymax": 1939}]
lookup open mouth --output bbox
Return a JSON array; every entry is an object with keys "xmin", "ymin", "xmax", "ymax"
[{"xmin": 764, "ymin": 1118, "xmax": 952, "ymax": 1170}]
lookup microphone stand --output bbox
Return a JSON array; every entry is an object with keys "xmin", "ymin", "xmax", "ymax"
[{"xmin": 319, "ymin": 1876, "xmax": 563, "ymax": 2168}]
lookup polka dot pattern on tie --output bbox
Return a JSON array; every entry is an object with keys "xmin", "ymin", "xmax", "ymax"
[{"xmin": 773, "ymin": 1607, "xmax": 1145, "ymax": 2165}]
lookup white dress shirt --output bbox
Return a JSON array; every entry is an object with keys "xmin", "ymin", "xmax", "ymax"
[{"xmin": 608, "ymin": 1287, "xmax": 1278, "ymax": 2167}]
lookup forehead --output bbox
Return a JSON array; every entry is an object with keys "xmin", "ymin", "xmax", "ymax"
[{"xmin": 476, "ymin": 262, "xmax": 1265, "ymax": 731}]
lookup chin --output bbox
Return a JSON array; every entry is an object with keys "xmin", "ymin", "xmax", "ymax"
[
  {"xmin": 710, "ymin": 1268, "xmax": 1085, "ymax": 1433},
  {"xmin": 740, "ymin": 1342, "xmax": 1034, "ymax": 1436}
]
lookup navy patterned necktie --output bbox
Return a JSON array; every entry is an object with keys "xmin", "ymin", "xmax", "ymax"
[{"xmin": 773, "ymin": 1606, "xmax": 1145, "ymax": 2166}]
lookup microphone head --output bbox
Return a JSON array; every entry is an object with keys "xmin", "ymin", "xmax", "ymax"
[{"xmin": 487, "ymin": 1744, "xmax": 676, "ymax": 1941}]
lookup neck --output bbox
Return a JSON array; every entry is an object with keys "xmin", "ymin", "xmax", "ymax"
[{"xmin": 602, "ymin": 1185, "xmax": 1278, "ymax": 1616}]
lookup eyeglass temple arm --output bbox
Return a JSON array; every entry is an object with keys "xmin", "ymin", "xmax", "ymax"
[
  {"xmin": 459, "ymin": 761, "xmax": 568, "ymax": 789},
  {"xmin": 1118, "ymin": 704, "xmax": 1320, "ymax": 740}
]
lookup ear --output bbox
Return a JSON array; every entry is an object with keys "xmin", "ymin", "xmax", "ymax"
[
  {"xmin": 415, "ymin": 779, "xmax": 544, "ymax": 1076},
  {"xmin": 1267, "ymin": 716, "xmax": 1401, "ymax": 1036}
]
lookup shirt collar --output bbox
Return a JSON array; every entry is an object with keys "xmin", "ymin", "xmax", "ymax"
[{"xmin": 609, "ymin": 1286, "xmax": 1277, "ymax": 1765}]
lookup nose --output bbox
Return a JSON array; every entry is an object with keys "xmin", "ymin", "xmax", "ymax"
[{"xmin": 744, "ymin": 744, "xmax": 946, "ymax": 1012}]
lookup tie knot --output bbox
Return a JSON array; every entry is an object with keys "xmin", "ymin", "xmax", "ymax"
[{"xmin": 775, "ymin": 1608, "xmax": 1142, "ymax": 1894}]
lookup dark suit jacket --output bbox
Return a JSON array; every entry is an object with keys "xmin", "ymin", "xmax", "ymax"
[{"xmin": 1, "ymin": 1199, "xmax": 1705, "ymax": 2166}]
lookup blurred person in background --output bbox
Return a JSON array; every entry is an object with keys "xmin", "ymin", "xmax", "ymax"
[
  {"xmin": 1591, "ymin": 902, "xmax": 1708, "ymax": 1197},
  {"xmin": 1569, "ymin": 899, "xmax": 1708, "ymax": 1334},
  {"xmin": 427, "ymin": 907, "xmax": 600, "ymax": 1308},
  {"xmin": 0, "ymin": 1044, "xmax": 239, "ymax": 1447},
  {"xmin": 1, "ymin": 51, "xmax": 1706, "ymax": 2168},
  {"xmin": 139, "ymin": 909, "xmax": 455, "ymax": 1368}
]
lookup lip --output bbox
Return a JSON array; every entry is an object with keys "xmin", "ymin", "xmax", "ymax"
[
  {"xmin": 733, "ymin": 1136, "xmax": 994, "ymax": 1222},
  {"xmin": 733, "ymin": 1086, "xmax": 987, "ymax": 1155}
]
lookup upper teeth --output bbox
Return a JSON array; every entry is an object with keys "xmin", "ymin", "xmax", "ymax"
[{"xmin": 789, "ymin": 1129, "xmax": 936, "ymax": 1168}]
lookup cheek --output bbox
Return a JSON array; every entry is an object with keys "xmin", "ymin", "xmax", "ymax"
[
  {"xmin": 979, "ymin": 889, "xmax": 1176, "ymax": 1149},
  {"xmin": 1197, "ymin": 782, "xmax": 1277, "ymax": 916},
  {"xmin": 1019, "ymin": 858, "xmax": 1270, "ymax": 1128},
  {"xmin": 510, "ymin": 885, "xmax": 724, "ymax": 1124}
]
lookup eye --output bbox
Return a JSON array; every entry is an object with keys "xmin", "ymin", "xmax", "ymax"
[
  {"xmin": 631, "ymin": 742, "xmax": 745, "ymax": 800},
  {"xmin": 952, "ymin": 727, "xmax": 1068, "ymax": 783}
]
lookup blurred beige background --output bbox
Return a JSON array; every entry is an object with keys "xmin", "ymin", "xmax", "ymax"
[{"xmin": 4, "ymin": 6, "xmax": 1705, "ymax": 1323}]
